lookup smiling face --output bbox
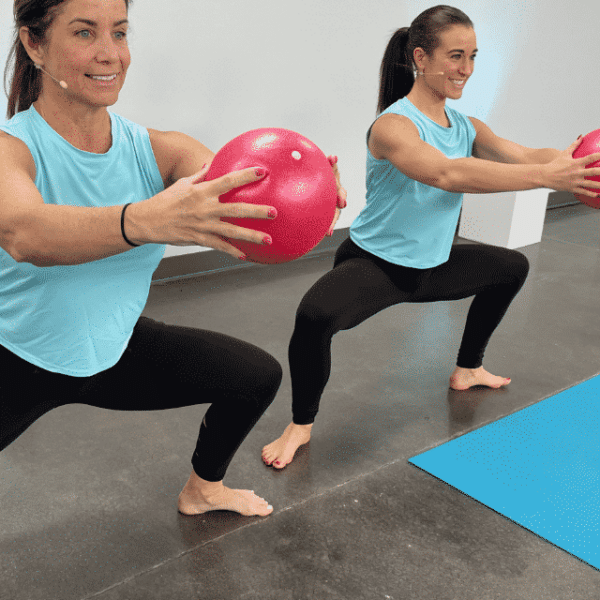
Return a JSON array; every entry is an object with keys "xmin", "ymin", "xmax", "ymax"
[
  {"xmin": 23, "ymin": 0, "xmax": 131, "ymax": 109},
  {"xmin": 414, "ymin": 25, "xmax": 477, "ymax": 101}
]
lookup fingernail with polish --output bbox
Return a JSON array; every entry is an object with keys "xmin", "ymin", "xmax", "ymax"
[
  {"xmin": 255, "ymin": 167, "xmax": 268, "ymax": 177},
  {"xmin": 263, "ymin": 235, "xmax": 272, "ymax": 245},
  {"xmin": 268, "ymin": 208, "xmax": 278, "ymax": 219}
]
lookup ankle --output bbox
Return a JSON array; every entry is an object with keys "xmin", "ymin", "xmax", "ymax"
[
  {"xmin": 453, "ymin": 365, "xmax": 481, "ymax": 375},
  {"xmin": 291, "ymin": 422, "xmax": 313, "ymax": 431},
  {"xmin": 184, "ymin": 471, "xmax": 224, "ymax": 497}
]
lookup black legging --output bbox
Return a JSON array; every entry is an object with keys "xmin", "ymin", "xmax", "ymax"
[
  {"xmin": 0, "ymin": 317, "xmax": 282, "ymax": 482},
  {"xmin": 289, "ymin": 237, "xmax": 530, "ymax": 425}
]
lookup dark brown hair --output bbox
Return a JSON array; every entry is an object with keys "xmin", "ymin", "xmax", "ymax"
[
  {"xmin": 377, "ymin": 5, "xmax": 473, "ymax": 114},
  {"xmin": 4, "ymin": 0, "xmax": 132, "ymax": 118}
]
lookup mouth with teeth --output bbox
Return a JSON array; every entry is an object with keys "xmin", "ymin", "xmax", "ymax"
[
  {"xmin": 86, "ymin": 74, "xmax": 118, "ymax": 82},
  {"xmin": 450, "ymin": 79, "xmax": 466, "ymax": 89}
]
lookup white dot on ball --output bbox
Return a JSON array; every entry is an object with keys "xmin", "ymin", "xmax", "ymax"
[{"xmin": 292, "ymin": 151, "xmax": 302, "ymax": 160}]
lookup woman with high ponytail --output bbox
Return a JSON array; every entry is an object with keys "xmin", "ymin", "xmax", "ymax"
[
  {"xmin": 377, "ymin": 6, "xmax": 475, "ymax": 113},
  {"xmin": 263, "ymin": 5, "xmax": 600, "ymax": 470}
]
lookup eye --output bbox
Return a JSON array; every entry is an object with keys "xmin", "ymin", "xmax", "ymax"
[
  {"xmin": 114, "ymin": 31, "xmax": 127, "ymax": 41},
  {"xmin": 77, "ymin": 29, "xmax": 91, "ymax": 39}
]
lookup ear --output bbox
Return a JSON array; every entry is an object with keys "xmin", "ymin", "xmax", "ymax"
[
  {"xmin": 19, "ymin": 27, "xmax": 45, "ymax": 66},
  {"xmin": 413, "ymin": 47, "xmax": 427, "ymax": 72}
]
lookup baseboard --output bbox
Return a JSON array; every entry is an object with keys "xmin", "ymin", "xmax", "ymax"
[
  {"xmin": 547, "ymin": 191, "xmax": 579, "ymax": 209},
  {"xmin": 151, "ymin": 228, "xmax": 350, "ymax": 283}
]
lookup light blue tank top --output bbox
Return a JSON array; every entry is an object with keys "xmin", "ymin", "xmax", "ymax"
[
  {"xmin": 350, "ymin": 97, "xmax": 476, "ymax": 268},
  {"xmin": 0, "ymin": 106, "xmax": 166, "ymax": 376}
]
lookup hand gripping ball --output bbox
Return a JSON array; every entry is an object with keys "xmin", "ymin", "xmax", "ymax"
[
  {"xmin": 204, "ymin": 128, "xmax": 338, "ymax": 264},
  {"xmin": 572, "ymin": 128, "xmax": 600, "ymax": 209}
]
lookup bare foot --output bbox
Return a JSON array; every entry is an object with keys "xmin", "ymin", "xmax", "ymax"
[
  {"xmin": 178, "ymin": 471, "xmax": 273, "ymax": 517},
  {"xmin": 449, "ymin": 365, "xmax": 511, "ymax": 391},
  {"xmin": 262, "ymin": 422, "xmax": 312, "ymax": 469}
]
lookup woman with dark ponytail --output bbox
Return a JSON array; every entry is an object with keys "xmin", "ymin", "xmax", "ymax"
[{"xmin": 263, "ymin": 5, "xmax": 600, "ymax": 469}]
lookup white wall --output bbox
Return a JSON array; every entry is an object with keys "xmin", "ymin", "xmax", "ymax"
[{"xmin": 2, "ymin": 0, "xmax": 598, "ymax": 258}]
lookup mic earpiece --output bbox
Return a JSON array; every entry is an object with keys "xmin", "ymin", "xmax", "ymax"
[{"xmin": 34, "ymin": 63, "xmax": 68, "ymax": 89}]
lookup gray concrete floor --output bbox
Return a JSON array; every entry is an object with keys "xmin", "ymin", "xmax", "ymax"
[{"xmin": 1, "ymin": 204, "xmax": 600, "ymax": 600}]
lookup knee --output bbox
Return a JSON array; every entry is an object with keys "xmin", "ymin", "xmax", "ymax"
[
  {"xmin": 258, "ymin": 352, "xmax": 283, "ymax": 401},
  {"xmin": 268, "ymin": 356, "xmax": 283, "ymax": 392},
  {"xmin": 491, "ymin": 247, "xmax": 529, "ymax": 286},
  {"xmin": 508, "ymin": 250, "xmax": 530, "ymax": 284},
  {"xmin": 295, "ymin": 297, "xmax": 337, "ymax": 332}
]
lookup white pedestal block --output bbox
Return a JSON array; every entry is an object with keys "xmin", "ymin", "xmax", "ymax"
[{"xmin": 458, "ymin": 189, "xmax": 550, "ymax": 249}]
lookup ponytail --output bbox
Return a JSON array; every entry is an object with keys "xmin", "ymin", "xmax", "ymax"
[
  {"xmin": 377, "ymin": 28, "xmax": 413, "ymax": 115},
  {"xmin": 5, "ymin": 41, "xmax": 42, "ymax": 119},
  {"xmin": 376, "ymin": 5, "xmax": 474, "ymax": 115},
  {"xmin": 4, "ymin": 0, "xmax": 66, "ymax": 119}
]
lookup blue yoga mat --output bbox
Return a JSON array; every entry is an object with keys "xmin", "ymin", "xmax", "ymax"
[{"xmin": 409, "ymin": 376, "xmax": 600, "ymax": 570}]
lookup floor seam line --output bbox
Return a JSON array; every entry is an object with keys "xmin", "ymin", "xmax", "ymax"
[
  {"xmin": 79, "ymin": 457, "xmax": 405, "ymax": 599},
  {"xmin": 542, "ymin": 235, "xmax": 600, "ymax": 251}
]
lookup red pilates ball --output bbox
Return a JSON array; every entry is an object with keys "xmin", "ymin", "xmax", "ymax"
[
  {"xmin": 204, "ymin": 128, "xmax": 338, "ymax": 264},
  {"xmin": 572, "ymin": 128, "xmax": 600, "ymax": 209}
]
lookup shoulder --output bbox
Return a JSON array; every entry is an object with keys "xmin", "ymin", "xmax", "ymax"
[
  {"xmin": 0, "ymin": 131, "xmax": 36, "ymax": 179},
  {"xmin": 147, "ymin": 128, "xmax": 198, "ymax": 153},
  {"xmin": 372, "ymin": 113, "xmax": 420, "ymax": 138},
  {"xmin": 147, "ymin": 129, "xmax": 214, "ymax": 187},
  {"xmin": 467, "ymin": 115, "xmax": 484, "ymax": 132},
  {"xmin": 466, "ymin": 116, "xmax": 494, "ymax": 141},
  {"xmin": 369, "ymin": 113, "xmax": 420, "ymax": 159}
]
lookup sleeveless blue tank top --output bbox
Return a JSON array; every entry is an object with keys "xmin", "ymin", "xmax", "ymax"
[
  {"xmin": 0, "ymin": 106, "xmax": 166, "ymax": 376},
  {"xmin": 350, "ymin": 97, "xmax": 476, "ymax": 268}
]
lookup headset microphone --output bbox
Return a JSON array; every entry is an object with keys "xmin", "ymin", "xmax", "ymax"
[{"xmin": 34, "ymin": 64, "xmax": 68, "ymax": 89}]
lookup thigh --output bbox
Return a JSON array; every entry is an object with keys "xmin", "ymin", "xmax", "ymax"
[
  {"xmin": 79, "ymin": 317, "xmax": 281, "ymax": 411},
  {"xmin": 0, "ymin": 344, "xmax": 81, "ymax": 451},
  {"xmin": 413, "ymin": 243, "xmax": 530, "ymax": 303},
  {"xmin": 298, "ymin": 253, "xmax": 414, "ymax": 333}
]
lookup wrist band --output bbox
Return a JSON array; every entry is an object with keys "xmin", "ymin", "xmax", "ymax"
[{"xmin": 121, "ymin": 203, "xmax": 139, "ymax": 247}]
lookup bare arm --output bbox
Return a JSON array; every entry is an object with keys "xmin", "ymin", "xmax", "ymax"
[
  {"xmin": 0, "ymin": 130, "xmax": 275, "ymax": 267},
  {"xmin": 469, "ymin": 117, "xmax": 560, "ymax": 165},
  {"xmin": 148, "ymin": 129, "xmax": 214, "ymax": 187},
  {"xmin": 368, "ymin": 114, "xmax": 600, "ymax": 196}
]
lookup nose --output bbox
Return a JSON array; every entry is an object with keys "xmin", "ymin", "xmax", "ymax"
[
  {"xmin": 95, "ymin": 33, "xmax": 120, "ymax": 63},
  {"xmin": 459, "ymin": 57, "xmax": 473, "ymax": 77}
]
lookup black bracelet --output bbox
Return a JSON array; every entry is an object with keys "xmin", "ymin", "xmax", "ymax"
[{"xmin": 121, "ymin": 203, "xmax": 139, "ymax": 247}]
